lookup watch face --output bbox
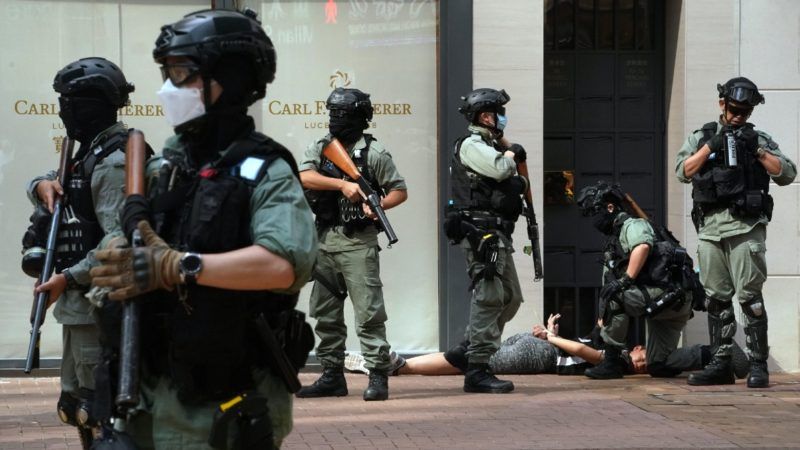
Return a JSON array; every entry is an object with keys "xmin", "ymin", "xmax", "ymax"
[{"xmin": 181, "ymin": 253, "xmax": 202, "ymax": 274}]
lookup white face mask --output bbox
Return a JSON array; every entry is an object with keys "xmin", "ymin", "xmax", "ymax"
[{"xmin": 156, "ymin": 79, "xmax": 205, "ymax": 127}]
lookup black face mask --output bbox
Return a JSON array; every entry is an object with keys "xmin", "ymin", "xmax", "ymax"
[
  {"xmin": 593, "ymin": 210, "xmax": 619, "ymax": 235},
  {"xmin": 58, "ymin": 96, "xmax": 116, "ymax": 143},
  {"xmin": 329, "ymin": 114, "xmax": 366, "ymax": 145}
]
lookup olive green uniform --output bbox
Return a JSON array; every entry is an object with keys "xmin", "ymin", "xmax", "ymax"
[
  {"xmin": 26, "ymin": 122, "xmax": 127, "ymax": 396},
  {"xmin": 125, "ymin": 135, "xmax": 318, "ymax": 449},
  {"xmin": 600, "ymin": 213, "xmax": 693, "ymax": 365},
  {"xmin": 299, "ymin": 135, "xmax": 406, "ymax": 372},
  {"xmin": 458, "ymin": 125, "xmax": 524, "ymax": 364},
  {"xmin": 676, "ymin": 122, "xmax": 796, "ymax": 359}
]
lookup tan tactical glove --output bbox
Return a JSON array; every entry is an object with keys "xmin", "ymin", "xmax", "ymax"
[{"xmin": 91, "ymin": 221, "xmax": 183, "ymax": 301}]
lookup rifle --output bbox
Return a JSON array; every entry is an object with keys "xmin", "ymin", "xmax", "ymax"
[
  {"xmin": 322, "ymin": 138, "xmax": 398, "ymax": 245},
  {"xmin": 24, "ymin": 137, "xmax": 75, "ymax": 374},
  {"xmin": 516, "ymin": 161, "xmax": 543, "ymax": 282},
  {"xmin": 116, "ymin": 129, "xmax": 146, "ymax": 412},
  {"xmin": 623, "ymin": 193, "xmax": 649, "ymax": 220}
]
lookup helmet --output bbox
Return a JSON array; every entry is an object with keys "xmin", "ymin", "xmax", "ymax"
[
  {"xmin": 153, "ymin": 8, "xmax": 276, "ymax": 105},
  {"xmin": 576, "ymin": 181, "xmax": 626, "ymax": 217},
  {"xmin": 717, "ymin": 77, "xmax": 765, "ymax": 106},
  {"xmin": 459, "ymin": 88, "xmax": 510, "ymax": 122},
  {"xmin": 53, "ymin": 57, "xmax": 134, "ymax": 107},
  {"xmin": 326, "ymin": 88, "xmax": 373, "ymax": 121}
]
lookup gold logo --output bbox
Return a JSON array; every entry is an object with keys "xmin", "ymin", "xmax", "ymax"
[{"xmin": 329, "ymin": 70, "xmax": 352, "ymax": 89}]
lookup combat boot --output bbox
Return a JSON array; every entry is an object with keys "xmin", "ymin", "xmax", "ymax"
[
  {"xmin": 585, "ymin": 346, "xmax": 625, "ymax": 379},
  {"xmin": 463, "ymin": 363, "xmax": 514, "ymax": 393},
  {"xmin": 687, "ymin": 355, "xmax": 734, "ymax": 386},
  {"xmin": 747, "ymin": 359, "xmax": 769, "ymax": 388},
  {"xmin": 363, "ymin": 370, "xmax": 389, "ymax": 401},
  {"xmin": 296, "ymin": 367, "xmax": 348, "ymax": 398}
]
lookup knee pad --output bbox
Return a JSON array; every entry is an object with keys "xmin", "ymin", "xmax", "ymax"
[
  {"xmin": 443, "ymin": 341, "xmax": 469, "ymax": 373},
  {"xmin": 705, "ymin": 297, "xmax": 731, "ymax": 316},
  {"xmin": 740, "ymin": 295, "xmax": 766, "ymax": 318},
  {"xmin": 57, "ymin": 391, "xmax": 79, "ymax": 427}
]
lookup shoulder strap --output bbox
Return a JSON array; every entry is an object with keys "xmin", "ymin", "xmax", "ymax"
[
  {"xmin": 697, "ymin": 121, "xmax": 718, "ymax": 150},
  {"xmin": 80, "ymin": 130, "xmax": 129, "ymax": 177},
  {"xmin": 216, "ymin": 131, "xmax": 301, "ymax": 182}
]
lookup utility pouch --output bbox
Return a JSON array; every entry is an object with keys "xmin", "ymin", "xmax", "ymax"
[
  {"xmin": 208, "ymin": 392, "xmax": 274, "ymax": 450},
  {"xmin": 644, "ymin": 288, "xmax": 684, "ymax": 317},
  {"xmin": 712, "ymin": 166, "xmax": 745, "ymax": 198},
  {"xmin": 744, "ymin": 190, "xmax": 764, "ymax": 217},
  {"xmin": 188, "ymin": 176, "xmax": 250, "ymax": 253},
  {"xmin": 691, "ymin": 171, "xmax": 717, "ymax": 204}
]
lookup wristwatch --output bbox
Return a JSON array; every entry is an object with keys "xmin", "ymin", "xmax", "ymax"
[{"xmin": 179, "ymin": 252, "xmax": 203, "ymax": 284}]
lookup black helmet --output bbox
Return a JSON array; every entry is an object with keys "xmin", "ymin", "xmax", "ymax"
[
  {"xmin": 576, "ymin": 181, "xmax": 626, "ymax": 217},
  {"xmin": 53, "ymin": 57, "xmax": 134, "ymax": 107},
  {"xmin": 326, "ymin": 88, "xmax": 374, "ymax": 121},
  {"xmin": 153, "ymin": 8, "xmax": 276, "ymax": 105},
  {"xmin": 717, "ymin": 77, "xmax": 765, "ymax": 106},
  {"xmin": 459, "ymin": 88, "xmax": 510, "ymax": 122}
]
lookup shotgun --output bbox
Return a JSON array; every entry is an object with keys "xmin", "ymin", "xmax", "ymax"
[{"xmin": 24, "ymin": 137, "xmax": 75, "ymax": 374}]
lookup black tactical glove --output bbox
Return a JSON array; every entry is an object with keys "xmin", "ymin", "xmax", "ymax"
[
  {"xmin": 706, "ymin": 132, "xmax": 725, "ymax": 155},
  {"xmin": 734, "ymin": 124, "xmax": 759, "ymax": 155},
  {"xmin": 507, "ymin": 143, "xmax": 527, "ymax": 163},
  {"xmin": 598, "ymin": 274, "xmax": 633, "ymax": 305}
]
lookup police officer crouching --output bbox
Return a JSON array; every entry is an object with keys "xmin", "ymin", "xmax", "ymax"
[
  {"xmin": 297, "ymin": 88, "xmax": 408, "ymax": 401},
  {"xmin": 23, "ymin": 57, "xmax": 133, "ymax": 448},
  {"xmin": 444, "ymin": 88, "xmax": 527, "ymax": 393},
  {"xmin": 676, "ymin": 78, "xmax": 797, "ymax": 387},
  {"xmin": 89, "ymin": 9, "xmax": 317, "ymax": 448},
  {"xmin": 577, "ymin": 182, "xmax": 697, "ymax": 379}
]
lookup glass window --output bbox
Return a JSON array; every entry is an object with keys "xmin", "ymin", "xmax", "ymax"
[
  {"xmin": 545, "ymin": 0, "xmax": 556, "ymax": 50},
  {"xmin": 576, "ymin": 0, "xmax": 594, "ymax": 49},
  {"xmin": 616, "ymin": 0, "xmax": 635, "ymax": 49},
  {"xmin": 635, "ymin": 0, "xmax": 652, "ymax": 50},
  {"xmin": 556, "ymin": 0, "xmax": 575, "ymax": 49},
  {"xmin": 596, "ymin": 0, "xmax": 614, "ymax": 49}
]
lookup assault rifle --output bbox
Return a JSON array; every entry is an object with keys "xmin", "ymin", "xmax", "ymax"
[
  {"xmin": 116, "ymin": 129, "xmax": 146, "ymax": 412},
  {"xmin": 515, "ymin": 161, "xmax": 543, "ymax": 282},
  {"xmin": 322, "ymin": 138, "xmax": 398, "ymax": 245},
  {"xmin": 24, "ymin": 137, "xmax": 75, "ymax": 374}
]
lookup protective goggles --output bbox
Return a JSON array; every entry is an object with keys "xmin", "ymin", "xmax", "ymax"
[{"xmin": 159, "ymin": 63, "xmax": 201, "ymax": 87}]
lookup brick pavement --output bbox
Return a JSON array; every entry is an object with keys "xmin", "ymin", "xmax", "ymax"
[{"xmin": 1, "ymin": 373, "xmax": 799, "ymax": 449}]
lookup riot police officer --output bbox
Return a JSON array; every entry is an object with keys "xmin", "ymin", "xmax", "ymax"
[
  {"xmin": 24, "ymin": 57, "xmax": 133, "ymax": 448},
  {"xmin": 296, "ymin": 87, "xmax": 408, "ymax": 401},
  {"xmin": 443, "ymin": 88, "xmax": 527, "ymax": 393},
  {"xmin": 676, "ymin": 78, "xmax": 796, "ymax": 387},
  {"xmin": 89, "ymin": 9, "xmax": 317, "ymax": 448},
  {"xmin": 576, "ymin": 182, "xmax": 695, "ymax": 379}
]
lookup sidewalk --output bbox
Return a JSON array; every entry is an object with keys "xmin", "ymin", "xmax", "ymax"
[{"xmin": 2, "ymin": 372, "xmax": 800, "ymax": 449}]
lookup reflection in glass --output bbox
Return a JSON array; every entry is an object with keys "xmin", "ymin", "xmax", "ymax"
[
  {"xmin": 596, "ymin": 0, "xmax": 613, "ymax": 49},
  {"xmin": 576, "ymin": 0, "xmax": 594, "ymax": 49},
  {"xmin": 556, "ymin": 0, "xmax": 575, "ymax": 49},
  {"xmin": 617, "ymin": 0, "xmax": 635, "ymax": 49},
  {"xmin": 544, "ymin": 170, "xmax": 575, "ymax": 206},
  {"xmin": 635, "ymin": 0, "xmax": 652, "ymax": 50}
]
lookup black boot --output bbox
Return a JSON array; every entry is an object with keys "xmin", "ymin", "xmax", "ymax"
[
  {"xmin": 363, "ymin": 370, "xmax": 389, "ymax": 401},
  {"xmin": 747, "ymin": 359, "xmax": 769, "ymax": 388},
  {"xmin": 463, "ymin": 363, "xmax": 514, "ymax": 393},
  {"xmin": 296, "ymin": 367, "xmax": 348, "ymax": 398},
  {"xmin": 687, "ymin": 355, "xmax": 734, "ymax": 386},
  {"xmin": 585, "ymin": 346, "xmax": 625, "ymax": 379}
]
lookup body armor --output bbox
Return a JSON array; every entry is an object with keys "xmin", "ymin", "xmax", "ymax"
[
  {"xmin": 55, "ymin": 131, "xmax": 128, "ymax": 272},
  {"xmin": 445, "ymin": 133, "xmax": 525, "ymax": 240},
  {"xmin": 691, "ymin": 121, "xmax": 773, "ymax": 226},
  {"xmin": 307, "ymin": 134, "xmax": 384, "ymax": 236},
  {"xmin": 143, "ymin": 131, "xmax": 301, "ymax": 402}
]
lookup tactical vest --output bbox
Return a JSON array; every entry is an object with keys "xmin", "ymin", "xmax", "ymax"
[
  {"xmin": 306, "ymin": 134, "xmax": 384, "ymax": 235},
  {"xmin": 144, "ymin": 131, "xmax": 301, "ymax": 402},
  {"xmin": 604, "ymin": 214, "xmax": 705, "ymax": 311},
  {"xmin": 691, "ymin": 121, "xmax": 773, "ymax": 225},
  {"xmin": 55, "ymin": 130, "xmax": 128, "ymax": 272},
  {"xmin": 447, "ymin": 134, "xmax": 525, "ymax": 226}
]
